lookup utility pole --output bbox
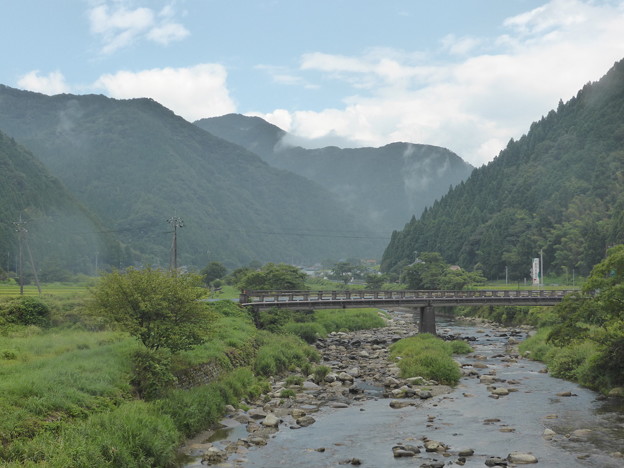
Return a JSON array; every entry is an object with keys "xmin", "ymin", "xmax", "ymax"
[
  {"xmin": 13, "ymin": 216, "xmax": 41, "ymax": 295},
  {"xmin": 167, "ymin": 215, "xmax": 184, "ymax": 272}
]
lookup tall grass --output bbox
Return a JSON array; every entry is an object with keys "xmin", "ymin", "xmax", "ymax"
[{"xmin": 390, "ymin": 334, "xmax": 468, "ymax": 385}]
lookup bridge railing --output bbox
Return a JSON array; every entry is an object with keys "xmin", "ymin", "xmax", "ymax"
[{"xmin": 239, "ymin": 289, "xmax": 574, "ymax": 305}]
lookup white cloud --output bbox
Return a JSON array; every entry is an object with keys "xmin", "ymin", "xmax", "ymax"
[
  {"xmin": 93, "ymin": 64, "xmax": 236, "ymax": 121},
  {"xmin": 257, "ymin": 0, "xmax": 624, "ymax": 166},
  {"xmin": 17, "ymin": 70, "xmax": 70, "ymax": 95},
  {"xmin": 88, "ymin": 1, "xmax": 189, "ymax": 54}
]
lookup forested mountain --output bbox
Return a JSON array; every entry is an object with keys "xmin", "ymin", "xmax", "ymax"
[
  {"xmin": 0, "ymin": 86, "xmax": 382, "ymax": 268},
  {"xmin": 382, "ymin": 59, "xmax": 624, "ymax": 279},
  {"xmin": 195, "ymin": 114, "xmax": 474, "ymax": 232},
  {"xmin": 0, "ymin": 130, "xmax": 121, "ymax": 277}
]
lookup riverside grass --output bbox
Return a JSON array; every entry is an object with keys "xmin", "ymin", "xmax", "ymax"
[
  {"xmin": 0, "ymin": 300, "xmax": 320, "ymax": 467},
  {"xmin": 389, "ymin": 333, "xmax": 472, "ymax": 385}
]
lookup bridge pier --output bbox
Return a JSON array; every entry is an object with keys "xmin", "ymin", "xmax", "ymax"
[{"xmin": 418, "ymin": 305, "xmax": 437, "ymax": 335}]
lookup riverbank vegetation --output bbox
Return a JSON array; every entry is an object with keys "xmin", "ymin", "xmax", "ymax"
[
  {"xmin": 390, "ymin": 333, "xmax": 472, "ymax": 385},
  {"xmin": 456, "ymin": 245, "xmax": 624, "ymax": 394},
  {"xmin": 0, "ymin": 267, "xmax": 390, "ymax": 467}
]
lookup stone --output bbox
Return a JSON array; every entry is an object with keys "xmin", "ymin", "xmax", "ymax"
[
  {"xmin": 392, "ymin": 445, "xmax": 419, "ymax": 457},
  {"xmin": 608, "ymin": 387, "xmax": 624, "ymax": 397},
  {"xmin": 261, "ymin": 413, "xmax": 280, "ymax": 427},
  {"xmin": 491, "ymin": 387, "xmax": 509, "ymax": 396},
  {"xmin": 202, "ymin": 447, "xmax": 228, "ymax": 464},
  {"xmin": 543, "ymin": 428, "xmax": 556, "ymax": 439},
  {"xmin": 485, "ymin": 456, "xmax": 508, "ymax": 466},
  {"xmin": 507, "ymin": 452, "xmax": 538, "ymax": 464},
  {"xmin": 248, "ymin": 408, "xmax": 267, "ymax": 419},
  {"xmin": 296, "ymin": 415, "xmax": 316, "ymax": 427},
  {"xmin": 418, "ymin": 390, "xmax": 433, "ymax": 399},
  {"xmin": 457, "ymin": 448, "xmax": 474, "ymax": 456},
  {"xmin": 389, "ymin": 399, "xmax": 412, "ymax": 409},
  {"xmin": 424, "ymin": 439, "xmax": 446, "ymax": 452},
  {"xmin": 569, "ymin": 428, "xmax": 592, "ymax": 440},
  {"xmin": 556, "ymin": 391, "xmax": 573, "ymax": 397}
]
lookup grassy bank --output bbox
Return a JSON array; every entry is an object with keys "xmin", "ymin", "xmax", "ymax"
[
  {"xmin": 0, "ymin": 297, "xmax": 325, "ymax": 467},
  {"xmin": 0, "ymin": 291, "xmax": 393, "ymax": 467}
]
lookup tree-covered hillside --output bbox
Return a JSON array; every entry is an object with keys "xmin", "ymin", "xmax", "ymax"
[
  {"xmin": 195, "ymin": 114, "xmax": 474, "ymax": 232},
  {"xmin": 0, "ymin": 86, "xmax": 382, "ymax": 268},
  {"xmin": 0, "ymin": 130, "xmax": 121, "ymax": 276},
  {"xmin": 382, "ymin": 59, "xmax": 624, "ymax": 279}
]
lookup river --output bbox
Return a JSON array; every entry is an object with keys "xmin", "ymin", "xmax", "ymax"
[{"xmin": 185, "ymin": 317, "xmax": 624, "ymax": 467}]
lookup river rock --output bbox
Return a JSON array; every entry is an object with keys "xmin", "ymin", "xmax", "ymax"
[
  {"xmin": 491, "ymin": 387, "xmax": 509, "ymax": 396},
  {"xmin": 296, "ymin": 415, "xmax": 316, "ymax": 427},
  {"xmin": 457, "ymin": 448, "xmax": 474, "ymax": 456},
  {"xmin": 389, "ymin": 399, "xmax": 412, "ymax": 409},
  {"xmin": 556, "ymin": 391, "xmax": 574, "ymax": 397},
  {"xmin": 485, "ymin": 456, "xmax": 508, "ymax": 466},
  {"xmin": 338, "ymin": 372, "xmax": 354, "ymax": 382},
  {"xmin": 608, "ymin": 387, "xmax": 624, "ymax": 397},
  {"xmin": 291, "ymin": 408, "xmax": 306, "ymax": 418},
  {"xmin": 392, "ymin": 445, "xmax": 420, "ymax": 457},
  {"xmin": 569, "ymin": 428, "xmax": 592, "ymax": 440},
  {"xmin": 507, "ymin": 451, "xmax": 538, "ymax": 464},
  {"xmin": 543, "ymin": 428, "xmax": 556, "ymax": 439},
  {"xmin": 418, "ymin": 390, "xmax": 433, "ymax": 399},
  {"xmin": 261, "ymin": 413, "xmax": 280, "ymax": 427},
  {"xmin": 423, "ymin": 439, "xmax": 447, "ymax": 452},
  {"xmin": 248, "ymin": 408, "xmax": 267, "ymax": 420},
  {"xmin": 480, "ymin": 375, "xmax": 497, "ymax": 384},
  {"xmin": 201, "ymin": 447, "xmax": 228, "ymax": 464}
]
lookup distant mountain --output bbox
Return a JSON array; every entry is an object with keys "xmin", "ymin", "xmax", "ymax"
[
  {"xmin": 194, "ymin": 114, "xmax": 474, "ymax": 232},
  {"xmin": 0, "ymin": 86, "xmax": 383, "ymax": 268},
  {"xmin": 0, "ymin": 130, "xmax": 120, "ymax": 277},
  {"xmin": 381, "ymin": 59, "xmax": 624, "ymax": 279}
]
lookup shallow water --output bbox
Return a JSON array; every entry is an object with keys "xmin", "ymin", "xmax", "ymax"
[{"xmin": 189, "ymin": 320, "xmax": 624, "ymax": 467}]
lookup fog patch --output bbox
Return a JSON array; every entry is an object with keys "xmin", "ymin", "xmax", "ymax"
[{"xmin": 402, "ymin": 143, "xmax": 451, "ymax": 213}]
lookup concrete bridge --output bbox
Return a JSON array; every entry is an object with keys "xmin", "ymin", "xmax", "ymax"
[{"xmin": 239, "ymin": 289, "xmax": 574, "ymax": 334}]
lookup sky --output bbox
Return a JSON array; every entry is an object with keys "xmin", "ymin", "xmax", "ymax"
[{"xmin": 2, "ymin": 0, "xmax": 624, "ymax": 167}]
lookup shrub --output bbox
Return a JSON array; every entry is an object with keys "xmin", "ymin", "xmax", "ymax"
[
  {"xmin": 131, "ymin": 348, "xmax": 177, "ymax": 400},
  {"xmin": 2, "ymin": 297, "xmax": 51, "ymax": 327},
  {"xmin": 313, "ymin": 365, "xmax": 331, "ymax": 383},
  {"xmin": 285, "ymin": 375, "xmax": 304, "ymax": 386},
  {"xmin": 280, "ymin": 389, "xmax": 296, "ymax": 398}
]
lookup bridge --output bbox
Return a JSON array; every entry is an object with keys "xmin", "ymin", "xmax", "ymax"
[{"xmin": 239, "ymin": 289, "xmax": 574, "ymax": 334}]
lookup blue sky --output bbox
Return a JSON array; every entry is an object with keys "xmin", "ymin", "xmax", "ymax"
[{"xmin": 2, "ymin": 0, "xmax": 624, "ymax": 166}]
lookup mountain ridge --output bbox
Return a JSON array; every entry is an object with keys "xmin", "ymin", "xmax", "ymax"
[{"xmin": 194, "ymin": 114, "xmax": 474, "ymax": 232}]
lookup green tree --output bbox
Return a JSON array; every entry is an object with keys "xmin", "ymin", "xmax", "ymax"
[
  {"xmin": 549, "ymin": 244, "xmax": 624, "ymax": 388},
  {"xmin": 200, "ymin": 261, "xmax": 227, "ymax": 286},
  {"xmin": 364, "ymin": 273, "xmax": 386, "ymax": 290},
  {"xmin": 237, "ymin": 263, "xmax": 307, "ymax": 291},
  {"xmin": 328, "ymin": 262, "xmax": 358, "ymax": 286},
  {"xmin": 90, "ymin": 267, "xmax": 211, "ymax": 352}
]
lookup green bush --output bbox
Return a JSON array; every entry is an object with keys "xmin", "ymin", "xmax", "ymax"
[
  {"xmin": 315, "ymin": 309, "xmax": 385, "ymax": 333},
  {"xmin": 2, "ymin": 297, "xmax": 51, "ymax": 327},
  {"xmin": 313, "ymin": 365, "xmax": 331, "ymax": 383},
  {"xmin": 519, "ymin": 328, "xmax": 554, "ymax": 361},
  {"xmin": 546, "ymin": 341, "xmax": 598, "ymax": 381},
  {"xmin": 131, "ymin": 348, "xmax": 177, "ymax": 400}
]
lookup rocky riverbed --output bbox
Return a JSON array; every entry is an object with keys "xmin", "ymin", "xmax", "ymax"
[{"xmin": 180, "ymin": 312, "xmax": 624, "ymax": 467}]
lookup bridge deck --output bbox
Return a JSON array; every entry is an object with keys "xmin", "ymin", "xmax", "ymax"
[{"xmin": 239, "ymin": 289, "xmax": 573, "ymax": 309}]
